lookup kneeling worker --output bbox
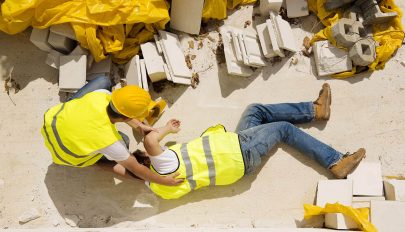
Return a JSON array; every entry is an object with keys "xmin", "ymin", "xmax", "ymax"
[{"xmin": 41, "ymin": 76, "xmax": 182, "ymax": 186}]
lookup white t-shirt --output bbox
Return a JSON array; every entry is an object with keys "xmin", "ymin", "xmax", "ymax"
[
  {"xmin": 92, "ymin": 89, "xmax": 130, "ymax": 162},
  {"xmin": 145, "ymin": 148, "xmax": 179, "ymax": 187}
]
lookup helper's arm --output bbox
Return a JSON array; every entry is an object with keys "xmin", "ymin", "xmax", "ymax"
[
  {"xmin": 126, "ymin": 118, "xmax": 157, "ymax": 136},
  {"xmin": 144, "ymin": 119, "xmax": 181, "ymax": 156}
]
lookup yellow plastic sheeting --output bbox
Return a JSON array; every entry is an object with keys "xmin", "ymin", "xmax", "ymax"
[
  {"xmin": 304, "ymin": 203, "xmax": 377, "ymax": 232},
  {"xmin": 308, "ymin": 0, "xmax": 404, "ymax": 78},
  {"xmin": 202, "ymin": 0, "xmax": 257, "ymax": 20},
  {"xmin": 0, "ymin": 0, "xmax": 169, "ymax": 63}
]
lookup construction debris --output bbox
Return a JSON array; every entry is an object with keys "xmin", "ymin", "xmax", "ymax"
[
  {"xmin": 48, "ymin": 32, "xmax": 76, "ymax": 54},
  {"xmin": 50, "ymin": 23, "xmax": 77, "ymax": 41},
  {"xmin": 59, "ymin": 55, "xmax": 87, "ymax": 92},
  {"xmin": 18, "ymin": 208, "xmax": 41, "ymax": 224},
  {"xmin": 29, "ymin": 28, "xmax": 54, "ymax": 52},
  {"xmin": 259, "ymin": 0, "xmax": 282, "ymax": 17},
  {"xmin": 313, "ymin": 40, "xmax": 352, "ymax": 77},
  {"xmin": 285, "ymin": 0, "xmax": 309, "ymax": 18},
  {"xmin": 140, "ymin": 42, "xmax": 166, "ymax": 82},
  {"xmin": 170, "ymin": 0, "xmax": 204, "ymax": 35}
]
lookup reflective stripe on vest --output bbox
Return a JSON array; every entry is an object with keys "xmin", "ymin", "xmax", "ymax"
[
  {"xmin": 149, "ymin": 124, "xmax": 244, "ymax": 199},
  {"xmin": 41, "ymin": 92, "xmax": 122, "ymax": 167}
]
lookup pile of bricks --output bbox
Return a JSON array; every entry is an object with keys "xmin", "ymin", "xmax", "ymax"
[
  {"xmin": 29, "ymin": 24, "xmax": 111, "ymax": 93},
  {"xmin": 315, "ymin": 161, "xmax": 405, "ymax": 231}
]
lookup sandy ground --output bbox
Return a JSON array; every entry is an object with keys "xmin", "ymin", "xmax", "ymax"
[{"xmin": 1, "ymin": 3, "xmax": 405, "ymax": 230}]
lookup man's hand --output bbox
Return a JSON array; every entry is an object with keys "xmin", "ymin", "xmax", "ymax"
[
  {"xmin": 166, "ymin": 119, "xmax": 181, "ymax": 134},
  {"xmin": 163, "ymin": 172, "xmax": 184, "ymax": 186}
]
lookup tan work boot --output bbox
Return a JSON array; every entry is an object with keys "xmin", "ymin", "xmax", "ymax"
[
  {"xmin": 314, "ymin": 83, "xmax": 331, "ymax": 120},
  {"xmin": 330, "ymin": 148, "xmax": 366, "ymax": 179}
]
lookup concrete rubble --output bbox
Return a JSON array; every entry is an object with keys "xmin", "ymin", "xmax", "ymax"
[
  {"xmin": 18, "ymin": 208, "xmax": 41, "ymax": 224},
  {"xmin": 313, "ymin": 40, "xmax": 352, "ymax": 77}
]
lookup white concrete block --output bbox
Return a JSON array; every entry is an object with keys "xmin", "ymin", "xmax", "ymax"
[
  {"xmin": 48, "ymin": 32, "xmax": 76, "ymax": 54},
  {"xmin": 171, "ymin": 76, "xmax": 192, "ymax": 85},
  {"xmin": 125, "ymin": 55, "xmax": 142, "ymax": 87},
  {"xmin": 140, "ymin": 42, "xmax": 166, "ymax": 82},
  {"xmin": 347, "ymin": 161, "xmax": 384, "ymax": 196},
  {"xmin": 256, "ymin": 23, "xmax": 277, "ymax": 58},
  {"xmin": 59, "ymin": 55, "xmax": 87, "ymax": 92},
  {"xmin": 384, "ymin": 180, "xmax": 405, "ymax": 201},
  {"xmin": 170, "ymin": 0, "xmax": 204, "ymax": 35},
  {"xmin": 316, "ymin": 180, "xmax": 353, "ymax": 207},
  {"xmin": 325, "ymin": 213, "xmax": 359, "ymax": 230},
  {"xmin": 231, "ymin": 31, "xmax": 243, "ymax": 62},
  {"xmin": 371, "ymin": 200, "xmax": 405, "ymax": 232},
  {"xmin": 286, "ymin": 0, "xmax": 309, "ymax": 18},
  {"xmin": 313, "ymin": 40, "xmax": 352, "ymax": 76},
  {"xmin": 50, "ymin": 23, "xmax": 76, "ymax": 41},
  {"xmin": 69, "ymin": 45, "xmax": 89, "ymax": 56},
  {"xmin": 242, "ymin": 33, "xmax": 266, "ymax": 67},
  {"xmin": 158, "ymin": 30, "xmax": 192, "ymax": 78},
  {"xmin": 238, "ymin": 33, "xmax": 250, "ymax": 66},
  {"xmin": 271, "ymin": 11, "xmax": 298, "ymax": 52},
  {"xmin": 352, "ymin": 196, "xmax": 385, "ymax": 208},
  {"xmin": 140, "ymin": 59, "xmax": 149, "ymax": 91},
  {"xmin": 219, "ymin": 27, "xmax": 253, "ymax": 77},
  {"xmin": 265, "ymin": 18, "xmax": 284, "ymax": 57},
  {"xmin": 45, "ymin": 50, "xmax": 64, "ymax": 69},
  {"xmin": 163, "ymin": 63, "xmax": 173, "ymax": 81},
  {"xmin": 154, "ymin": 34, "xmax": 163, "ymax": 54},
  {"xmin": 88, "ymin": 57, "xmax": 112, "ymax": 75},
  {"xmin": 260, "ymin": 0, "xmax": 283, "ymax": 16},
  {"xmin": 30, "ymin": 28, "xmax": 54, "ymax": 52}
]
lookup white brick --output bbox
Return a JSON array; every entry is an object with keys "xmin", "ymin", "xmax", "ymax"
[
  {"xmin": 45, "ymin": 50, "xmax": 64, "ymax": 69},
  {"xmin": 140, "ymin": 42, "xmax": 166, "ymax": 82},
  {"xmin": 69, "ymin": 45, "xmax": 89, "ymax": 56},
  {"xmin": 219, "ymin": 27, "xmax": 253, "ymax": 77},
  {"xmin": 237, "ymin": 33, "xmax": 250, "ymax": 66},
  {"xmin": 260, "ymin": 0, "xmax": 283, "ymax": 16},
  {"xmin": 384, "ymin": 180, "xmax": 405, "ymax": 201},
  {"xmin": 286, "ymin": 0, "xmax": 309, "ymax": 18},
  {"xmin": 325, "ymin": 213, "xmax": 359, "ymax": 230},
  {"xmin": 256, "ymin": 23, "xmax": 277, "ymax": 58},
  {"xmin": 171, "ymin": 76, "xmax": 192, "ymax": 85},
  {"xmin": 352, "ymin": 196, "xmax": 385, "ymax": 208},
  {"xmin": 48, "ymin": 32, "xmax": 76, "ymax": 54},
  {"xmin": 30, "ymin": 28, "xmax": 54, "ymax": 52},
  {"xmin": 59, "ymin": 55, "xmax": 87, "ymax": 92},
  {"xmin": 50, "ymin": 23, "xmax": 76, "ymax": 41},
  {"xmin": 242, "ymin": 32, "xmax": 266, "ymax": 67},
  {"xmin": 231, "ymin": 31, "xmax": 243, "ymax": 62},
  {"xmin": 140, "ymin": 59, "xmax": 149, "ymax": 91},
  {"xmin": 347, "ymin": 161, "xmax": 384, "ymax": 196},
  {"xmin": 170, "ymin": 0, "xmax": 204, "ymax": 35},
  {"xmin": 270, "ymin": 11, "xmax": 298, "ymax": 52},
  {"xmin": 265, "ymin": 18, "xmax": 284, "ymax": 57},
  {"xmin": 154, "ymin": 35, "xmax": 163, "ymax": 54},
  {"xmin": 163, "ymin": 63, "xmax": 173, "ymax": 81},
  {"xmin": 316, "ymin": 180, "xmax": 353, "ymax": 207},
  {"xmin": 124, "ymin": 55, "xmax": 142, "ymax": 87},
  {"xmin": 313, "ymin": 40, "xmax": 352, "ymax": 76},
  {"xmin": 158, "ymin": 30, "xmax": 192, "ymax": 78},
  {"xmin": 371, "ymin": 200, "xmax": 405, "ymax": 232}
]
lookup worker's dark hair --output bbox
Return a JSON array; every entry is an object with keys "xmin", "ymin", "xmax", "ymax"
[
  {"xmin": 106, "ymin": 102, "xmax": 129, "ymax": 120},
  {"xmin": 133, "ymin": 149, "xmax": 151, "ymax": 167}
]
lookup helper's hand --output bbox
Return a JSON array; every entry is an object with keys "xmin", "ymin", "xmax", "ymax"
[
  {"xmin": 138, "ymin": 122, "xmax": 158, "ymax": 135},
  {"xmin": 166, "ymin": 119, "xmax": 181, "ymax": 133},
  {"xmin": 164, "ymin": 172, "xmax": 184, "ymax": 186}
]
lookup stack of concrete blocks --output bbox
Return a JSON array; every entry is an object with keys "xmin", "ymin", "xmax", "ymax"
[
  {"xmin": 259, "ymin": 0, "xmax": 282, "ymax": 17},
  {"xmin": 125, "ymin": 55, "xmax": 148, "ymax": 91},
  {"xmin": 285, "ymin": 0, "xmax": 309, "ymax": 18},
  {"xmin": 59, "ymin": 55, "xmax": 87, "ymax": 92},
  {"xmin": 313, "ymin": 40, "xmax": 353, "ymax": 76},
  {"xmin": 316, "ymin": 180, "xmax": 359, "ymax": 230},
  {"xmin": 170, "ymin": 0, "xmax": 204, "ymax": 35}
]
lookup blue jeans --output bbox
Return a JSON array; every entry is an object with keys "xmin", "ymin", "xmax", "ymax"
[{"xmin": 236, "ymin": 102, "xmax": 342, "ymax": 174}]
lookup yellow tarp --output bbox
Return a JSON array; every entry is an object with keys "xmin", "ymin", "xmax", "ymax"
[
  {"xmin": 308, "ymin": 0, "xmax": 404, "ymax": 78},
  {"xmin": 304, "ymin": 203, "xmax": 377, "ymax": 232}
]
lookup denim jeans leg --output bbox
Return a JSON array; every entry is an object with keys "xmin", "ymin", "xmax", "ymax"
[
  {"xmin": 238, "ymin": 121, "xmax": 342, "ymax": 174},
  {"xmin": 236, "ymin": 102, "xmax": 315, "ymax": 132},
  {"xmin": 68, "ymin": 75, "xmax": 112, "ymax": 101}
]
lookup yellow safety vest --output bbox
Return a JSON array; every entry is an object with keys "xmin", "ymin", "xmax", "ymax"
[
  {"xmin": 41, "ymin": 92, "xmax": 122, "ymax": 167},
  {"xmin": 149, "ymin": 124, "xmax": 245, "ymax": 199}
]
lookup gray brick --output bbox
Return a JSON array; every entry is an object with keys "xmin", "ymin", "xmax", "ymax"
[
  {"xmin": 357, "ymin": 0, "xmax": 397, "ymax": 25},
  {"xmin": 324, "ymin": 0, "xmax": 355, "ymax": 11},
  {"xmin": 332, "ymin": 18, "xmax": 365, "ymax": 48},
  {"xmin": 349, "ymin": 38, "xmax": 376, "ymax": 66}
]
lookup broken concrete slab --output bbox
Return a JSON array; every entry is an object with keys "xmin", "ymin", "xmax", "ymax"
[
  {"xmin": 220, "ymin": 27, "xmax": 253, "ymax": 77},
  {"xmin": 45, "ymin": 50, "xmax": 64, "ymax": 69},
  {"xmin": 153, "ymin": 34, "xmax": 163, "ymax": 54},
  {"xmin": 140, "ymin": 42, "xmax": 166, "ymax": 82},
  {"xmin": 238, "ymin": 33, "xmax": 250, "ymax": 66},
  {"xmin": 371, "ymin": 200, "xmax": 405, "ymax": 232},
  {"xmin": 125, "ymin": 55, "xmax": 142, "ymax": 87},
  {"xmin": 260, "ymin": 0, "xmax": 283, "ymax": 17},
  {"xmin": 313, "ymin": 40, "xmax": 352, "ymax": 76},
  {"xmin": 316, "ymin": 180, "xmax": 353, "ymax": 207},
  {"xmin": 59, "ymin": 55, "xmax": 87, "ymax": 92},
  {"xmin": 48, "ymin": 32, "xmax": 76, "ymax": 54},
  {"xmin": 242, "ymin": 32, "xmax": 267, "ymax": 67},
  {"xmin": 347, "ymin": 161, "xmax": 384, "ymax": 196},
  {"xmin": 163, "ymin": 63, "xmax": 173, "ymax": 81},
  {"xmin": 332, "ymin": 18, "xmax": 365, "ymax": 48},
  {"xmin": 256, "ymin": 23, "xmax": 277, "ymax": 58},
  {"xmin": 50, "ymin": 23, "xmax": 76, "ymax": 41},
  {"xmin": 265, "ymin": 18, "xmax": 284, "ymax": 57},
  {"xmin": 324, "ymin": 0, "xmax": 355, "ymax": 11},
  {"xmin": 140, "ymin": 59, "xmax": 148, "ymax": 91},
  {"xmin": 158, "ymin": 30, "xmax": 192, "ymax": 79},
  {"xmin": 349, "ymin": 38, "xmax": 376, "ymax": 66},
  {"xmin": 357, "ymin": 0, "xmax": 398, "ymax": 25},
  {"xmin": 325, "ymin": 213, "xmax": 358, "ymax": 230},
  {"xmin": 231, "ymin": 31, "xmax": 244, "ymax": 62},
  {"xmin": 170, "ymin": 0, "xmax": 204, "ymax": 35},
  {"xmin": 271, "ymin": 12, "xmax": 298, "ymax": 52},
  {"xmin": 30, "ymin": 28, "xmax": 54, "ymax": 52},
  {"xmin": 286, "ymin": 0, "xmax": 309, "ymax": 18},
  {"xmin": 384, "ymin": 180, "xmax": 405, "ymax": 201}
]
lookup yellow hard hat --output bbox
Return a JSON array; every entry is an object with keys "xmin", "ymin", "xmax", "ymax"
[{"xmin": 111, "ymin": 85, "xmax": 152, "ymax": 119}]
